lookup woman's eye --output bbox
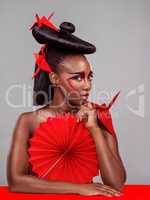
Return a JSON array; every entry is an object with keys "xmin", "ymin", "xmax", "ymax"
[
  {"xmin": 88, "ymin": 75, "xmax": 93, "ymax": 81},
  {"xmin": 72, "ymin": 76, "xmax": 82, "ymax": 81},
  {"xmin": 71, "ymin": 75, "xmax": 93, "ymax": 81}
]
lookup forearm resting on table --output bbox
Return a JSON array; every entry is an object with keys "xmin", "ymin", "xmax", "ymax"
[
  {"xmin": 9, "ymin": 174, "xmax": 80, "ymax": 194},
  {"xmin": 89, "ymin": 126, "xmax": 126, "ymax": 190}
]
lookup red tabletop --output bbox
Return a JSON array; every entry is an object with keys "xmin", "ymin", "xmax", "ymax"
[{"xmin": 0, "ymin": 185, "xmax": 150, "ymax": 200}]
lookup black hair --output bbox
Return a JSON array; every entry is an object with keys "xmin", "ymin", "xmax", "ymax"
[
  {"xmin": 32, "ymin": 21, "xmax": 96, "ymax": 106},
  {"xmin": 33, "ymin": 46, "xmax": 81, "ymax": 106}
]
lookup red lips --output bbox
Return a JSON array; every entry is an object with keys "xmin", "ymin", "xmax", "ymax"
[
  {"xmin": 81, "ymin": 94, "xmax": 89, "ymax": 100},
  {"xmin": 80, "ymin": 93, "xmax": 89, "ymax": 96}
]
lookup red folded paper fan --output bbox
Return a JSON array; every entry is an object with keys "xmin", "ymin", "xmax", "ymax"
[{"xmin": 28, "ymin": 113, "xmax": 99, "ymax": 184}]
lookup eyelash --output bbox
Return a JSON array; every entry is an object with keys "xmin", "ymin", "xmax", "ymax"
[{"xmin": 71, "ymin": 75, "xmax": 93, "ymax": 81}]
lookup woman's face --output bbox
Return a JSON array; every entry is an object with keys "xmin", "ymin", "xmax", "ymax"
[{"xmin": 57, "ymin": 55, "xmax": 93, "ymax": 106}]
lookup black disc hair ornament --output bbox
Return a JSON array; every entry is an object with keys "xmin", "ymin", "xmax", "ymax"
[{"xmin": 30, "ymin": 13, "xmax": 96, "ymax": 54}]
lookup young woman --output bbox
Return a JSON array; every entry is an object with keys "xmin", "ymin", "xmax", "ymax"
[{"xmin": 7, "ymin": 13, "xmax": 126, "ymax": 197}]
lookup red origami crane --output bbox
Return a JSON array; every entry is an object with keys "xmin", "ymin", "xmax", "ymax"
[
  {"xmin": 28, "ymin": 91, "xmax": 120, "ymax": 183},
  {"xmin": 29, "ymin": 12, "xmax": 59, "ymax": 31}
]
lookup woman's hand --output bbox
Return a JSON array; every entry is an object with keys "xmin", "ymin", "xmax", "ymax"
[
  {"xmin": 76, "ymin": 102, "xmax": 99, "ymax": 130},
  {"xmin": 78, "ymin": 182, "xmax": 123, "ymax": 197}
]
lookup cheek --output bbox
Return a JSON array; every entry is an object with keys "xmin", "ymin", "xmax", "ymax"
[
  {"xmin": 60, "ymin": 74, "xmax": 81, "ymax": 94},
  {"xmin": 67, "ymin": 79, "xmax": 81, "ymax": 91}
]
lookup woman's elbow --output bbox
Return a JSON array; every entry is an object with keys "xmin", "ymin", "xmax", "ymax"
[
  {"xmin": 8, "ymin": 184, "xmax": 17, "ymax": 193},
  {"xmin": 113, "ymin": 181, "xmax": 125, "ymax": 192},
  {"xmin": 7, "ymin": 175, "xmax": 23, "ymax": 193},
  {"xmin": 114, "ymin": 173, "xmax": 127, "ymax": 191},
  {"xmin": 8, "ymin": 181, "xmax": 18, "ymax": 193}
]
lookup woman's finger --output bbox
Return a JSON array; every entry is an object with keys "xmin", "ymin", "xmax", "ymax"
[
  {"xmin": 87, "ymin": 102, "xmax": 93, "ymax": 109},
  {"xmin": 95, "ymin": 189, "xmax": 113, "ymax": 197},
  {"xmin": 77, "ymin": 112, "xmax": 83, "ymax": 122},
  {"xmin": 95, "ymin": 184, "xmax": 122, "ymax": 196},
  {"xmin": 102, "ymin": 184, "xmax": 123, "ymax": 194},
  {"xmin": 97, "ymin": 187, "xmax": 121, "ymax": 196},
  {"xmin": 96, "ymin": 187, "xmax": 121, "ymax": 197},
  {"xmin": 76, "ymin": 110, "xmax": 82, "ymax": 121},
  {"xmin": 79, "ymin": 111, "xmax": 86, "ymax": 122}
]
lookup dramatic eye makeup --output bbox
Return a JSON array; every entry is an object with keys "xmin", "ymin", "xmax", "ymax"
[
  {"xmin": 68, "ymin": 70, "xmax": 93, "ymax": 81},
  {"xmin": 65, "ymin": 70, "xmax": 93, "ymax": 90}
]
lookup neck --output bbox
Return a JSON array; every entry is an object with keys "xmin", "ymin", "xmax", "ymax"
[{"xmin": 49, "ymin": 88, "xmax": 80, "ymax": 114}]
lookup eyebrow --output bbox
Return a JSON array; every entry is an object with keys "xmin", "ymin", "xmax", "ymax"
[{"xmin": 68, "ymin": 70, "xmax": 93, "ymax": 75}]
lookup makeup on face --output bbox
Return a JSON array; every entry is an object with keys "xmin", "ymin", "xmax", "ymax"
[
  {"xmin": 67, "ymin": 70, "xmax": 93, "ymax": 88},
  {"xmin": 68, "ymin": 70, "xmax": 93, "ymax": 79}
]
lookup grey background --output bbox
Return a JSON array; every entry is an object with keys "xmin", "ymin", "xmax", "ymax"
[{"xmin": 0, "ymin": 0, "xmax": 150, "ymax": 185}]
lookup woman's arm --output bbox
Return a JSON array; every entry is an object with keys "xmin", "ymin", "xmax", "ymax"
[
  {"xmin": 89, "ymin": 126, "xmax": 127, "ymax": 191},
  {"xmin": 7, "ymin": 112, "xmax": 80, "ymax": 194}
]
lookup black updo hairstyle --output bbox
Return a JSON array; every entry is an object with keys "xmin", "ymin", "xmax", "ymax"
[{"xmin": 32, "ymin": 20, "xmax": 96, "ymax": 106}]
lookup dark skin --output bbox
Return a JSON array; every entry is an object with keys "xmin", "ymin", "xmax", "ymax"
[{"xmin": 7, "ymin": 54, "xmax": 126, "ymax": 197}]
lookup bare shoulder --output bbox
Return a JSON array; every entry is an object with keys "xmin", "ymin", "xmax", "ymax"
[
  {"xmin": 25, "ymin": 105, "xmax": 55, "ymax": 134},
  {"xmin": 16, "ymin": 111, "xmax": 32, "ymax": 124},
  {"xmin": 13, "ymin": 111, "xmax": 34, "ymax": 139}
]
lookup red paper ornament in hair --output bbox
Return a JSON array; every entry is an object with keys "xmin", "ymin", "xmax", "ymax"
[
  {"xmin": 32, "ymin": 45, "xmax": 53, "ymax": 80},
  {"xmin": 91, "ymin": 91, "xmax": 121, "ymax": 136},
  {"xmin": 29, "ymin": 12, "xmax": 59, "ymax": 32},
  {"xmin": 30, "ymin": 12, "xmax": 60, "ymax": 79}
]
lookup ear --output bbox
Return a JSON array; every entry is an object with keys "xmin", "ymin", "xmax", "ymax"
[{"xmin": 48, "ymin": 72, "xmax": 60, "ymax": 85}]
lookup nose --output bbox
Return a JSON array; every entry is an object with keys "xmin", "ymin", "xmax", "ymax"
[{"xmin": 82, "ymin": 79, "xmax": 91, "ymax": 91}]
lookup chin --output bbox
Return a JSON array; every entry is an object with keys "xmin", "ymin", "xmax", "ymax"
[{"xmin": 68, "ymin": 98, "xmax": 87, "ymax": 108}]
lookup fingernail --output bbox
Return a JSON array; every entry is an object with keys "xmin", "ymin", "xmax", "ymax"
[{"xmin": 115, "ymin": 194, "xmax": 121, "ymax": 196}]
